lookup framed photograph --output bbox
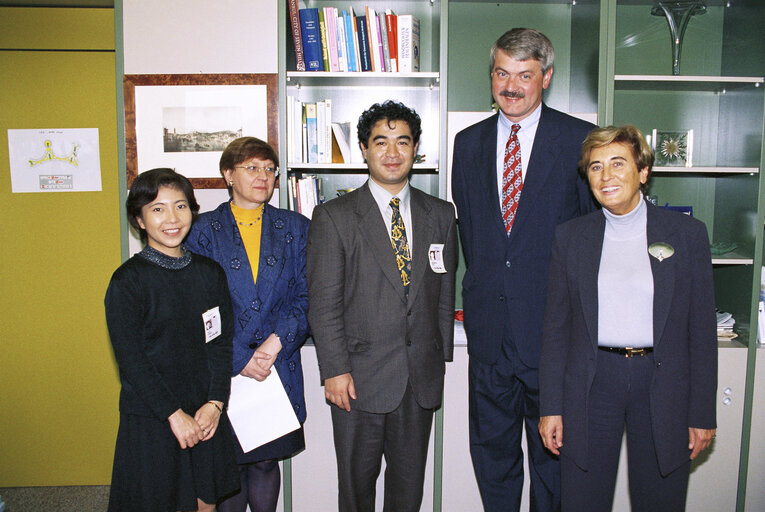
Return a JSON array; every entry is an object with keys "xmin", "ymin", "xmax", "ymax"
[
  {"xmin": 124, "ymin": 74, "xmax": 277, "ymax": 188},
  {"xmin": 651, "ymin": 129, "xmax": 693, "ymax": 167}
]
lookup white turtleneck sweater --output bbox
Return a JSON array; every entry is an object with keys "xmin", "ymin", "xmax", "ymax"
[{"xmin": 597, "ymin": 197, "xmax": 654, "ymax": 348}]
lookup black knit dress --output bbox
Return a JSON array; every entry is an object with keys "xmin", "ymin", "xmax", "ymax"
[{"xmin": 105, "ymin": 247, "xmax": 239, "ymax": 511}]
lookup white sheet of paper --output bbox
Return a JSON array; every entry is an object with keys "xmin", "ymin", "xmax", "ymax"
[{"xmin": 227, "ymin": 369, "xmax": 300, "ymax": 452}]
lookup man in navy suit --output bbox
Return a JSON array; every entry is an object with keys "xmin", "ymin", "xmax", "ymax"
[{"xmin": 451, "ymin": 28, "xmax": 596, "ymax": 511}]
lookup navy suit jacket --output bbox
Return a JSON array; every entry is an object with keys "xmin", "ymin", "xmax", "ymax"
[
  {"xmin": 451, "ymin": 104, "xmax": 596, "ymax": 367},
  {"xmin": 539, "ymin": 202, "xmax": 718, "ymax": 475},
  {"xmin": 187, "ymin": 202, "xmax": 310, "ymax": 423}
]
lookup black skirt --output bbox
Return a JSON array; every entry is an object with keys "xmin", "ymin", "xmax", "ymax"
[
  {"xmin": 108, "ymin": 412, "xmax": 239, "ymax": 511},
  {"xmin": 232, "ymin": 424, "xmax": 306, "ymax": 465}
]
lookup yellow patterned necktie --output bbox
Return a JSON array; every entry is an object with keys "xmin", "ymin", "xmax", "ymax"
[{"xmin": 390, "ymin": 197, "xmax": 411, "ymax": 293}]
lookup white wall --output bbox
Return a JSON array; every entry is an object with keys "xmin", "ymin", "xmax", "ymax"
[{"xmin": 123, "ymin": 0, "xmax": 277, "ymax": 74}]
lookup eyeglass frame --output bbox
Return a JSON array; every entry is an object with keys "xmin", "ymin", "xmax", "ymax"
[{"xmin": 233, "ymin": 165, "xmax": 280, "ymax": 178}]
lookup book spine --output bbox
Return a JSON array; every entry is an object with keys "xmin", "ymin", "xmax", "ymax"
[
  {"xmin": 316, "ymin": 100, "xmax": 327, "ymax": 163},
  {"xmin": 299, "ymin": 9, "xmax": 324, "ymax": 71},
  {"xmin": 324, "ymin": 98, "xmax": 333, "ymax": 163},
  {"xmin": 356, "ymin": 16, "xmax": 372, "ymax": 72},
  {"xmin": 336, "ymin": 14, "xmax": 347, "ymax": 72},
  {"xmin": 350, "ymin": 7, "xmax": 361, "ymax": 71},
  {"xmin": 318, "ymin": 9, "xmax": 330, "ymax": 72},
  {"xmin": 386, "ymin": 11, "xmax": 397, "ymax": 72},
  {"xmin": 378, "ymin": 13, "xmax": 390, "ymax": 72},
  {"xmin": 324, "ymin": 8, "xmax": 339, "ymax": 72},
  {"xmin": 288, "ymin": 0, "xmax": 305, "ymax": 71},
  {"xmin": 343, "ymin": 11, "xmax": 356, "ymax": 72},
  {"xmin": 365, "ymin": 7, "xmax": 378, "ymax": 71},
  {"xmin": 398, "ymin": 15, "xmax": 420, "ymax": 73},
  {"xmin": 305, "ymin": 103, "xmax": 318, "ymax": 164}
]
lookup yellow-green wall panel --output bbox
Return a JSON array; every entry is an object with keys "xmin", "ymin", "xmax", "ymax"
[
  {"xmin": 0, "ymin": 7, "xmax": 114, "ymax": 50},
  {"xmin": 0, "ymin": 47, "xmax": 120, "ymax": 485}
]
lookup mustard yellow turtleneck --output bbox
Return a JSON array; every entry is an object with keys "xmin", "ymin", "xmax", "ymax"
[{"xmin": 230, "ymin": 202, "xmax": 264, "ymax": 285}]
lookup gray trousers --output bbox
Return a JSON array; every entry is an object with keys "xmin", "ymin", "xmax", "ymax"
[{"xmin": 330, "ymin": 382, "xmax": 434, "ymax": 512}]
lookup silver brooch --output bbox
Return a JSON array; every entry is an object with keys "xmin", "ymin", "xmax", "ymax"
[{"xmin": 648, "ymin": 242, "xmax": 675, "ymax": 262}]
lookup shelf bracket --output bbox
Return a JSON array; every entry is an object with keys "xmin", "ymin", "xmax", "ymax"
[{"xmin": 651, "ymin": 0, "xmax": 707, "ymax": 75}]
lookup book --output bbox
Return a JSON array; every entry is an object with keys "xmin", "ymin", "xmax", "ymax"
[
  {"xmin": 349, "ymin": 6, "xmax": 361, "ymax": 72},
  {"xmin": 385, "ymin": 10, "xmax": 398, "ymax": 72},
  {"xmin": 379, "ymin": 12, "xmax": 390, "ymax": 72},
  {"xmin": 356, "ymin": 15, "xmax": 372, "ymax": 71},
  {"xmin": 324, "ymin": 7, "xmax": 339, "ymax": 72},
  {"xmin": 318, "ymin": 9, "xmax": 331, "ymax": 72},
  {"xmin": 299, "ymin": 8, "xmax": 324, "ymax": 71},
  {"xmin": 398, "ymin": 15, "xmax": 420, "ymax": 72},
  {"xmin": 365, "ymin": 6, "xmax": 379, "ymax": 71},
  {"xmin": 292, "ymin": 97, "xmax": 304, "ymax": 163},
  {"xmin": 331, "ymin": 122, "xmax": 352, "ymax": 163},
  {"xmin": 305, "ymin": 103, "xmax": 318, "ymax": 163},
  {"xmin": 316, "ymin": 100, "xmax": 327, "ymax": 163},
  {"xmin": 342, "ymin": 10, "xmax": 356, "ymax": 72},
  {"xmin": 336, "ymin": 13, "xmax": 347, "ymax": 72},
  {"xmin": 324, "ymin": 98, "xmax": 333, "ymax": 164},
  {"xmin": 287, "ymin": 0, "xmax": 305, "ymax": 71}
]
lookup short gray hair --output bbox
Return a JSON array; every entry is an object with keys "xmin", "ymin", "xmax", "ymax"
[{"xmin": 490, "ymin": 28, "xmax": 555, "ymax": 74}]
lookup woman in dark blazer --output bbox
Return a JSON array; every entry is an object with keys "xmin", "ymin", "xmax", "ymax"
[
  {"xmin": 186, "ymin": 137, "xmax": 310, "ymax": 512},
  {"xmin": 538, "ymin": 125, "xmax": 717, "ymax": 511}
]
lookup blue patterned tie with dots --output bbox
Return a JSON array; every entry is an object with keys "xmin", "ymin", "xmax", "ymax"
[{"xmin": 390, "ymin": 197, "xmax": 411, "ymax": 293}]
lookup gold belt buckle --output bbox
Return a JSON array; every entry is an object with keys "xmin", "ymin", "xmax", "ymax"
[{"xmin": 624, "ymin": 347, "xmax": 646, "ymax": 358}]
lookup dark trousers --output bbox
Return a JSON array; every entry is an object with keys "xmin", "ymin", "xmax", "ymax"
[
  {"xmin": 330, "ymin": 382, "xmax": 434, "ymax": 512},
  {"xmin": 561, "ymin": 351, "xmax": 690, "ymax": 512},
  {"xmin": 469, "ymin": 342, "xmax": 560, "ymax": 512}
]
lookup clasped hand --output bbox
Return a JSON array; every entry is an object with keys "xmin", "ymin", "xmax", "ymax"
[
  {"xmin": 167, "ymin": 401, "xmax": 223, "ymax": 448},
  {"xmin": 240, "ymin": 333, "xmax": 282, "ymax": 381}
]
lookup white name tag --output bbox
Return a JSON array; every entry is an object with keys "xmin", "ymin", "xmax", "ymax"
[
  {"xmin": 428, "ymin": 243, "xmax": 447, "ymax": 273},
  {"xmin": 202, "ymin": 306, "xmax": 222, "ymax": 343}
]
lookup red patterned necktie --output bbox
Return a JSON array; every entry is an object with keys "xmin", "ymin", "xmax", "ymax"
[{"xmin": 501, "ymin": 124, "xmax": 523, "ymax": 233}]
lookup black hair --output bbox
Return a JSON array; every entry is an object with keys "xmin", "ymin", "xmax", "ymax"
[
  {"xmin": 126, "ymin": 168, "xmax": 200, "ymax": 242},
  {"xmin": 357, "ymin": 100, "xmax": 422, "ymax": 149}
]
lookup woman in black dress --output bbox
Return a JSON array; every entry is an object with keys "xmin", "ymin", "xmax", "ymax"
[{"xmin": 105, "ymin": 168, "xmax": 239, "ymax": 511}]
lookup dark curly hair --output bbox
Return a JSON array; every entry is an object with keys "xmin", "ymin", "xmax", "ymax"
[
  {"xmin": 126, "ymin": 168, "xmax": 200, "ymax": 242},
  {"xmin": 357, "ymin": 100, "xmax": 422, "ymax": 149}
]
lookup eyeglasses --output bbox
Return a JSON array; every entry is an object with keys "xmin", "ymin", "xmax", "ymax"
[{"xmin": 235, "ymin": 165, "xmax": 279, "ymax": 177}]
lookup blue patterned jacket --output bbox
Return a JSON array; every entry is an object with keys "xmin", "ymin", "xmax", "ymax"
[{"xmin": 187, "ymin": 201, "xmax": 310, "ymax": 423}]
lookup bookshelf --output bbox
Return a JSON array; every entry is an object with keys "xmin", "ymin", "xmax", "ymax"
[{"xmin": 278, "ymin": 1, "xmax": 448, "ymax": 214}]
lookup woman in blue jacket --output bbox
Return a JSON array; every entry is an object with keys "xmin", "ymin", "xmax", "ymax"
[{"xmin": 187, "ymin": 137, "xmax": 309, "ymax": 512}]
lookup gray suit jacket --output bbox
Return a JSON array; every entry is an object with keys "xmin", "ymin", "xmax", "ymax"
[{"xmin": 307, "ymin": 182, "xmax": 458, "ymax": 414}]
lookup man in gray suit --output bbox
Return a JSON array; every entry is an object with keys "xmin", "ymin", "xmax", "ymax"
[{"xmin": 307, "ymin": 100, "xmax": 458, "ymax": 512}]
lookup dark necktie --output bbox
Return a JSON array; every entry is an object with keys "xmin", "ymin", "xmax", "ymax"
[
  {"xmin": 390, "ymin": 197, "xmax": 411, "ymax": 292},
  {"xmin": 501, "ymin": 123, "xmax": 523, "ymax": 233}
]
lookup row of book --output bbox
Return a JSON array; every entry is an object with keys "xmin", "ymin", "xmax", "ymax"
[
  {"xmin": 288, "ymin": 1, "xmax": 420, "ymax": 73},
  {"xmin": 286, "ymin": 96, "xmax": 355, "ymax": 165},
  {"xmin": 286, "ymin": 174, "xmax": 324, "ymax": 219}
]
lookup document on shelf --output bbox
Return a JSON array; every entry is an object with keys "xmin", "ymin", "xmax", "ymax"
[{"xmin": 227, "ymin": 368, "xmax": 300, "ymax": 452}]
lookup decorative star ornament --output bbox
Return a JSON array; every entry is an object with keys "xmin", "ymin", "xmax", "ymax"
[{"xmin": 648, "ymin": 242, "xmax": 675, "ymax": 262}]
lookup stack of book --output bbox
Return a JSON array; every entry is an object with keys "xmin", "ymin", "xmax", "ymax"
[
  {"xmin": 717, "ymin": 310, "xmax": 737, "ymax": 340},
  {"xmin": 287, "ymin": 96, "xmax": 353, "ymax": 165},
  {"xmin": 288, "ymin": 2, "xmax": 420, "ymax": 73},
  {"xmin": 287, "ymin": 175, "xmax": 323, "ymax": 219}
]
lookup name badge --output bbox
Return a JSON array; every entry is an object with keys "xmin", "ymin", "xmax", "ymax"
[
  {"xmin": 428, "ymin": 243, "xmax": 447, "ymax": 273},
  {"xmin": 202, "ymin": 306, "xmax": 222, "ymax": 343}
]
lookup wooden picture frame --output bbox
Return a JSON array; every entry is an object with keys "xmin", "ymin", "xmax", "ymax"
[{"xmin": 124, "ymin": 73, "xmax": 278, "ymax": 188}]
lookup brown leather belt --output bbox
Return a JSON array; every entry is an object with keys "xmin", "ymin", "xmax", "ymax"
[{"xmin": 598, "ymin": 346, "xmax": 653, "ymax": 358}]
